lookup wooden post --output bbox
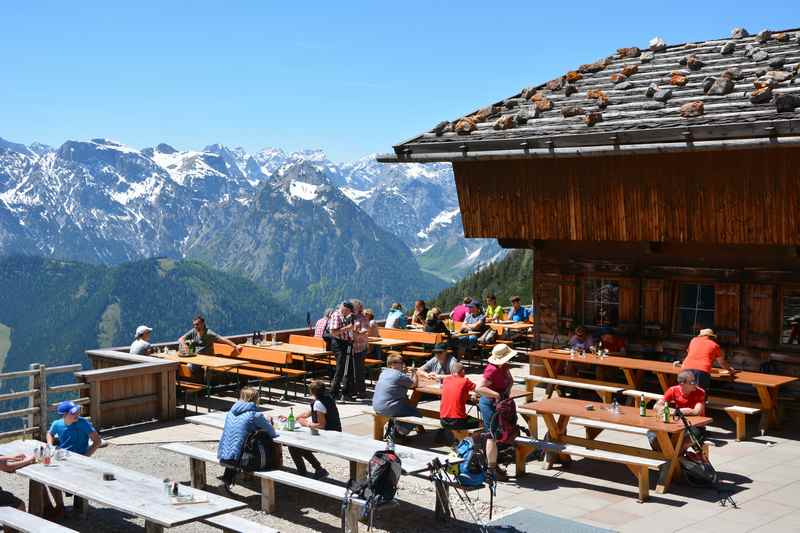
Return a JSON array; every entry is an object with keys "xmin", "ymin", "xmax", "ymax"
[
  {"xmin": 88, "ymin": 381, "xmax": 101, "ymax": 430},
  {"xmin": 27, "ymin": 364, "xmax": 37, "ymax": 433},
  {"xmin": 30, "ymin": 364, "xmax": 49, "ymax": 442},
  {"xmin": 260, "ymin": 478, "xmax": 276, "ymax": 513}
]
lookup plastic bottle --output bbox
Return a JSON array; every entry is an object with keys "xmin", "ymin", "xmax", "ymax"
[
  {"xmin": 287, "ymin": 407, "xmax": 295, "ymax": 431},
  {"xmin": 639, "ymin": 394, "xmax": 646, "ymax": 417}
]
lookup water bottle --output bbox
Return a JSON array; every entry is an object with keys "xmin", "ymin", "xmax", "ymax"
[{"xmin": 639, "ymin": 394, "xmax": 646, "ymax": 417}]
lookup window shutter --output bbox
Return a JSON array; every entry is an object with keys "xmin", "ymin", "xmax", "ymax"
[
  {"xmin": 642, "ymin": 279, "xmax": 665, "ymax": 325},
  {"xmin": 559, "ymin": 274, "xmax": 577, "ymax": 323},
  {"xmin": 714, "ymin": 283, "xmax": 740, "ymax": 332},
  {"xmin": 618, "ymin": 277, "xmax": 640, "ymax": 324},
  {"xmin": 746, "ymin": 284, "xmax": 773, "ymax": 347}
]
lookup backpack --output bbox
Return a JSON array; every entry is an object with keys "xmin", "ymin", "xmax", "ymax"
[
  {"xmin": 453, "ymin": 436, "xmax": 486, "ymax": 487},
  {"xmin": 494, "ymin": 398, "xmax": 520, "ymax": 445},
  {"xmin": 477, "ymin": 328, "xmax": 497, "ymax": 344},
  {"xmin": 239, "ymin": 429, "xmax": 277, "ymax": 472},
  {"xmin": 680, "ymin": 454, "xmax": 718, "ymax": 487},
  {"xmin": 344, "ymin": 450, "xmax": 402, "ymax": 528}
]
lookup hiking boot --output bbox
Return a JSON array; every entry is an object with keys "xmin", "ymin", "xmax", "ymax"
[{"xmin": 313, "ymin": 468, "xmax": 330, "ymax": 480}]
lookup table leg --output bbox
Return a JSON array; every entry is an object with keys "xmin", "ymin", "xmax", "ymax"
[
  {"xmin": 625, "ymin": 464, "xmax": 649, "ymax": 502},
  {"xmin": 261, "ymin": 477, "xmax": 276, "ymax": 512},
  {"xmin": 28, "ymin": 479, "xmax": 46, "ymax": 516},
  {"xmin": 372, "ymin": 414, "xmax": 387, "ymax": 441},
  {"xmin": 755, "ymin": 385, "xmax": 779, "ymax": 429},
  {"xmin": 206, "ymin": 368, "xmax": 213, "ymax": 413},
  {"xmin": 349, "ymin": 461, "xmax": 367, "ymax": 482},
  {"xmin": 272, "ymin": 443, "xmax": 283, "ymax": 468},
  {"xmin": 622, "ymin": 368, "xmax": 641, "ymax": 390},
  {"xmin": 655, "ymin": 430, "xmax": 684, "ymax": 494},
  {"xmin": 190, "ymin": 457, "xmax": 206, "ymax": 488},
  {"xmin": 541, "ymin": 414, "xmax": 571, "ymax": 468},
  {"xmin": 144, "ymin": 521, "xmax": 164, "ymax": 533},
  {"xmin": 655, "ymin": 372, "xmax": 672, "ymax": 393}
]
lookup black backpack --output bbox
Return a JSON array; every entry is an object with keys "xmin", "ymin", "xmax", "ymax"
[
  {"xmin": 239, "ymin": 429, "xmax": 277, "ymax": 472},
  {"xmin": 680, "ymin": 454, "xmax": 718, "ymax": 487},
  {"xmin": 344, "ymin": 450, "xmax": 402, "ymax": 529}
]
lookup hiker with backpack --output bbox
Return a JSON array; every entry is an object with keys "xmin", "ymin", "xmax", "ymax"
[
  {"xmin": 217, "ymin": 387, "xmax": 278, "ymax": 494},
  {"xmin": 289, "ymin": 380, "xmax": 340, "ymax": 480},
  {"xmin": 476, "ymin": 344, "xmax": 518, "ymax": 481}
]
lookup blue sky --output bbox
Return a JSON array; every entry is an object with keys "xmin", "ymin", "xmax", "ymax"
[{"xmin": 1, "ymin": 2, "xmax": 797, "ymax": 161}]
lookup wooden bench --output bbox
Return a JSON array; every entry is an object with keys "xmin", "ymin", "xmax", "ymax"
[
  {"xmin": 708, "ymin": 399, "xmax": 762, "ymax": 441},
  {"xmin": 362, "ymin": 409, "xmax": 481, "ymax": 442},
  {"xmin": 203, "ymin": 513, "xmax": 277, "ymax": 533},
  {"xmin": 159, "ymin": 442, "xmax": 283, "ymax": 495},
  {"xmin": 621, "ymin": 389, "xmax": 664, "ymax": 408},
  {"xmin": 526, "ymin": 375, "xmax": 624, "ymax": 403},
  {"xmin": 0, "ymin": 506, "xmax": 77, "ymax": 533},
  {"xmin": 287, "ymin": 334, "xmax": 382, "ymax": 381},
  {"xmin": 258, "ymin": 470, "xmax": 366, "ymax": 532},
  {"xmin": 176, "ymin": 364, "xmax": 205, "ymax": 414},
  {"xmin": 214, "ymin": 343, "xmax": 292, "ymax": 397},
  {"xmin": 513, "ymin": 437, "xmax": 665, "ymax": 502}
]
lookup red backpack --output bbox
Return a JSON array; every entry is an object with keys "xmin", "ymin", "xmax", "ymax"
[{"xmin": 494, "ymin": 398, "xmax": 520, "ymax": 445}]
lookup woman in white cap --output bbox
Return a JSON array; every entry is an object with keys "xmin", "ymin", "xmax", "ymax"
[
  {"xmin": 130, "ymin": 325, "xmax": 153, "ymax": 355},
  {"xmin": 477, "ymin": 344, "xmax": 517, "ymax": 481}
]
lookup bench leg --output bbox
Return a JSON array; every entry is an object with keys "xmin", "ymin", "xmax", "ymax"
[
  {"xmin": 260, "ymin": 477, "xmax": 276, "ymax": 513},
  {"xmin": 626, "ymin": 464, "xmax": 649, "ymax": 502},
  {"xmin": 190, "ymin": 458, "xmax": 206, "ymax": 488},
  {"xmin": 145, "ymin": 521, "xmax": 164, "ymax": 533},
  {"xmin": 350, "ymin": 461, "xmax": 367, "ymax": 482},
  {"xmin": 515, "ymin": 445, "xmax": 530, "ymax": 477},
  {"xmin": 525, "ymin": 413, "xmax": 538, "ymax": 439},
  {"xmin": 373, "ymin": 414, "xmax": 387, "ymax": 441},
  {"xmin": 74, "ymin": 495, "xmax": 89, "ymax": 518},
  {"xmin": 344, "ymin": 502, "xmax": 361, "ymax": 533},
  {"xmin": 273, "ymin": 442, "xmax": 284, "ymax": 468},
  {"xmin": 727, "ymin": 412, "xmax": 746, "ymax": 441}
]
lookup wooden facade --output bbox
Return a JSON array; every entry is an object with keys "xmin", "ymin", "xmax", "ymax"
[{"xmin": 453, "ymin": 147, "xmax": 800, "ymax": 380}]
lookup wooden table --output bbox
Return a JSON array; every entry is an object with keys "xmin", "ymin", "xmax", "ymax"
[
  {"xmin": 185, "ymin": 412, "xmax": 455, "ymax": 476},
  {"xmin": 240, "ymin": 342, "xmax": 332, "ymax": 361},
  {"xmin": 368, "ymin": 337, "xmax": 414, "ymax": 349},
  {"xmin": 0, "ymin": 439, "xmax": 244, "ymax": 533},
  {"xmin": 526, "ymin": 397, "xmax": 712, "ymax": 494},
  {"xmin": 160, "ymin": 352, "xmax": 245, "ymax": 410},
  {"xmin": 487, "ymin": 321, "xmax": 532, "ymax": 333},
  {"xmin": 529, "ymin": 349, "xmax": 797, "ymax": 428}
]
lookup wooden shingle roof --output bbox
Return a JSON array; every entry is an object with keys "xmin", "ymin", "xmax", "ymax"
[{"xmin": 380, "ymin": 28, "xmax": 800, "ymax": 163}]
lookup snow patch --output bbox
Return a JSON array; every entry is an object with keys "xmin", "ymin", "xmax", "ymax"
[
  {"xmin": 340, "ymin": 187, "xmax": 372, "ymax": 204},
  {"xmin": 289, "ymin": 180, "xmax": 319, "ymax": 201}
]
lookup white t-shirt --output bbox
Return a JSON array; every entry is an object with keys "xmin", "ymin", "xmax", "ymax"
[
  {"xmin": 130, "ymin": 339, "xmax": 151, "ymax": 355},
  {"xmin": 312, "ymin": 400, "xmax": 327, "ymax": 414}
]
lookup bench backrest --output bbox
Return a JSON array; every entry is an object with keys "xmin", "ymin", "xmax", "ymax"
[
  {"xmin": 177, "ymin": 364, "xmax": 194, "ymax": 379},
  {"xmin": 239, "ymin": 345, "xmax": 293, "ymax": 365},
  {"xmin": 214, "ymin": 342, "xmax": 236, "ymax": 356},
  {"xmin": 289, "ymin": 334, "xmax": 326, "ymax": 349}
]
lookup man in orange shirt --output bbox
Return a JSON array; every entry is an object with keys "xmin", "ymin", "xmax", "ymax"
[
  {"xmin": 440, "ymin": 362, "xmax": 481, "ymax": 431},
  {"xmin": 681, "ymin": 328, "xmax": 735, "ymax": 392}
]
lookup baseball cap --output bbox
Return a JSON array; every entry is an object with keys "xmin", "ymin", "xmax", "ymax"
[
  {"xmin": 135, "ymin": 325, "xmax": 153, "ymax": 338},
  {"xmin": 57, "ymin": 401, "xmax": 81, "ymax": 416},
  {"xmin": 341, "ymin": 301, "xmax": 355, "ymax": 311}
]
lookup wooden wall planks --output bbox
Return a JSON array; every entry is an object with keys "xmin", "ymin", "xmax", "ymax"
[{"xmin": 454, "ymin": 147, "xmax": 800, "ymax": 246}]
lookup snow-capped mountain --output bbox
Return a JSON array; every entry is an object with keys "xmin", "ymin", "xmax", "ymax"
[{"xmin": 0, "ymin": 135, "xmax": 504, "ymax": 303}]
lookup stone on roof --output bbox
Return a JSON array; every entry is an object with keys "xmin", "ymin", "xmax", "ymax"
[{"xmin": 384, "ymin": 27, "xmax": 800, "ymax": 162}]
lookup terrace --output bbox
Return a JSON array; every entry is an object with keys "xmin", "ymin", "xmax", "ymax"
[{"xmin": 0, "ymin": 320, "xmax": 799, "ymax": 533}]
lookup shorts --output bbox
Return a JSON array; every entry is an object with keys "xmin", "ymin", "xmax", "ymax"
[
  {"xmin": 478, "ymin": 397, "xmax": 500, "ymax": 439},
  {"xmin": 441, "ymin": 417, "xmax": 481, "ymax": 430},
  {"xmin": 0, "ymin": 489, "xmax": 23, "ymax": 509}
]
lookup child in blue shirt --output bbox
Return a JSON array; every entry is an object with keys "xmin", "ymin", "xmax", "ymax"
[{"xmin": 46, "ymin": 401, "xmax": 101, "ymax": 517}]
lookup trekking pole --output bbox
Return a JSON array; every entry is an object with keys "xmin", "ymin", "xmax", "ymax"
[{"xmin": 429, "ymin": 459, "xmax": 489, "ymax": 532}]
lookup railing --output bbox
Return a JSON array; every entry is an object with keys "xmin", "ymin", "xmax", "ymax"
[{"xmin": 0, "ymin": 363, "xmax": 88, "ymax": 442}]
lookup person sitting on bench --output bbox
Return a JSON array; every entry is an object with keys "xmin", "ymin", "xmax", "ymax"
[
  {"xmin": 440, "ymin": 362, "xmax": 481, "ymax": 431},
  {"xmin": 290, "ymin": 380, "xmax": 340, "ymax": 479},
  {"xmin": 373, "ymin": 354, "xmax": 419, "ymax": 437},
  {"xmin": 651, "ymin": 371, "xmax": 707, "ymax": 453},
  {"xmin": 217, "ymin": 387, "xmax": 277, "ymax": 493},
  {"xmin": 417, "ymin": 343, "xmax": 458, "ymax": 381}
]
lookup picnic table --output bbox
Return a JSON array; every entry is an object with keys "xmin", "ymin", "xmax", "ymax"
[
  {"xmin": 185, "ymin": 412, "xmax": 456, "ymax": 478},
  {"xmin": 487, "ymin": 321, "xmax": 532, "ymax": 333},
  {"xmin": 239, "ymin": 341, "xmax": 332, "ymax": 362},
  {"xmin": 525, "ymin": 397, "xmax": 713, "ymax": 494},
  {"xmin": 368, "ymin": 337, "xmax": 414, "ymax": 349},
  {"xmin": 159, "ymin": 352, "xmax": 245, "ymax": 410},
  {"xmin": 0, "ymin": 439, "xmax": 244, "ymax": 533},
  {"xmin": 529, "ymin": 348, "xmax": 797, "ymax": 428}
]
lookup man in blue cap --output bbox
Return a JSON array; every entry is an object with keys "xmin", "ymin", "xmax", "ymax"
[{"xmin": 46, "ymin": 401, "xmax": 101, "ymax": 516}]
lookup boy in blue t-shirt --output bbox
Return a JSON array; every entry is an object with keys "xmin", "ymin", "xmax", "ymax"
[{"xmin": 46, "ymin": 401, "xmax": 101, "ymax": 516}]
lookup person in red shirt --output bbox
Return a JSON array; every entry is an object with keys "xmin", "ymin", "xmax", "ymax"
[
  {"xmin": 681, "ymin": 328, "xmax": 735, "ymax": 392},
  {"xmin": 440, "ymin": 363, "xmax": 481, "ymax": 431},
  {"xmin": 654, "ymin": 370, "xmax": 707, "ymax": 453},
  {"xmin": 598, "ymin": 327, "xmax": 626, "ymax": 354}
]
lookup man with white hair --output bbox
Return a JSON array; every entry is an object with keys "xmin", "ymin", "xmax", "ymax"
[{"xmin": 130, "ymin": 325, "xmax": 153, "ymax": 355}]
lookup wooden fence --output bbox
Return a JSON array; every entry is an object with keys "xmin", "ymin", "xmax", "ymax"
[{"xmin": 0, "ymin": 363, "xmax": 87, "ymax": 442}]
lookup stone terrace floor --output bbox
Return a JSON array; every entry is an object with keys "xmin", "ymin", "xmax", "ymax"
[{"xmin": 6, "ymin": 361, "xmax": 800, "ymax": 532}]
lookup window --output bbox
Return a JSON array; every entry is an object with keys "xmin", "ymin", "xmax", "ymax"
[
  {"xmin": 582, "ymin": 279, "xmax": 619, "ymax": 327},
  {"xmin": 676, "ymin": 284, "xmax": 715, "ymax": 335},
  {"xmin": 780, "ymin": 288, "xmax": 800, "ymax": 345}
]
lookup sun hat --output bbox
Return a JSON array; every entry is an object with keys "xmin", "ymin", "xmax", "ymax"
[
  {"xmin": 135, "ymin": 325, "xmax": 152, "ymax": 338},
  {"xmin": 487, "ymin": 344, "xmax": 518, "ymax": 366},
  {"xmin": 57, "ymin": 401, "xmax": 81, "ymax": 416},
  {"xmin": 698, "ymin": 328, "xmax": 716, "ymax": 338}
]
